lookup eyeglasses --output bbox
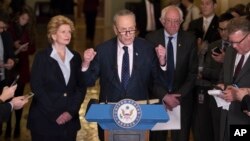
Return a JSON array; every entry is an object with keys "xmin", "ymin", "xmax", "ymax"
[
  {"xmin": 115, "ymin": 26, "xmax": 137, "ymax": 35},
  {"xmin": 229, "ymin": 33, "xmax": 249, "ymax": 46}
]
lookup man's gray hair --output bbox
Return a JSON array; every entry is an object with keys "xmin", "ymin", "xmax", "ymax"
[
  {"xmin": 113, "ymin": 9, "xmax": 136, "ymax": 25},
  {"xmin": 227, "ymin": 17, "xmax": 250, "ymax": 35},
  {"xmin": 160, "ymin": 5, "xmax": 183, "ymax": 22}
]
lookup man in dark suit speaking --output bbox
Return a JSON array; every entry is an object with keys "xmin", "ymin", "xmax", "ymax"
[
  {"xmin": 145, "ymin": 5, "xmax": 198, "ymax": 141},
  {"xmin": 82, "ymin": 9, "xmax": 160, "ymax": 141}
]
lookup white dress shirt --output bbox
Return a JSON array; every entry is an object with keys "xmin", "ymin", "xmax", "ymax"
[{"xmin": 50, "ymin": 46, "xmax": 73, "ymax": 85}]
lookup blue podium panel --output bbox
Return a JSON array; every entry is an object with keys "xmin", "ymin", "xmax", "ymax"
[{"xmin": 85, "ymin": 104, "xmax": 169, "ymax": 130}]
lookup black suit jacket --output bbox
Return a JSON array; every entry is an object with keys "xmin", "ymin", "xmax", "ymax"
[
  {"xmin": 83, "ymin": 37, "xmax": 159, "ymax": 102},
  {"xmin": 0, "ymin": 31, "xmax": 15, "ymax": 87},
  {"xmin": 241, "ymin": 95, "xmax": 250, "ymax": 111},
  {"xmin": 202, "ymin": 40, "xmax": 224, "ymax": 84},
  {"xmin": 0, "ymin": 103, "xmax": 11, "ymax": 123},
  {"xmin": 1, "ymin": 31, "xmax": 15, "ymax": 62},
  {"xmin": 219, "ymin": 46, "xmax": 250, "ymax": 141},
  {"xmin": 145, "ymin": 29, "xmax": 198, "ymax": 99},
  {"xmin": 188, "ymin": 15, "xmax": 220, "ymax": 43},
  {"xmin": 27, "ymin": 46, "xmax": 86, "ymax": 135}
]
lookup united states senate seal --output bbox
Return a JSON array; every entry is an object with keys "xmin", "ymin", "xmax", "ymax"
[{"xmin": 113, "ymin": 99, "xmax": 142, "ymax": 128}]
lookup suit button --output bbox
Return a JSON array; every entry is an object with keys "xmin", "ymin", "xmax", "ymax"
[{"xmin": 63, "ymin": 93, "xmax": 67, "ymax": 97}]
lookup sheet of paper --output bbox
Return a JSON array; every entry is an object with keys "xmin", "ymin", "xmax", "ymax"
[
  {"xmin": 213, "ymin": 95, "xmax": 231, "ymax": 110},
  {"xmin": 151, "ymin": 105, "xmax": 181, "ymax": 130}
]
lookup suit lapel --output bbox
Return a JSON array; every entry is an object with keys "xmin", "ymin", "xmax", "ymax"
[
  {"xmin": 109, "ymin": 40, "xmax": 123, "ymax": 90},
  {"xmin": 47, "ymin": 47, "xmax": 67, "ymax": 87},
  {"xmin": 159, "ymin": 29, "xmax": 166, "ymax": 46},
  {"xmin": 174, "ymin": 32, "xmax": 185, "ymax": 89},
  {"xmin": 176, "ymin": 32, "xmax": 183, "ymax": 70},
  {"xmin": 126, "ymin": 40, "xmax": 141, "ymax": 91},
  {"xmin": 67, "ymin": 56, "xmax": 76, "ymax": 87},
  {"xmin": 204, "ymin": 16, "xmax": 218, "ymax": 40},
  {"xmin": 226, "ymin": 48, "xmax": 237, "ymax": 83},
  {"xmin": 235, "ymin": 55, "xmax": 250, "ymax": 83}
]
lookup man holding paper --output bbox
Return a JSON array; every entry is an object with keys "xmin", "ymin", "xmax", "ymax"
[
  {"xmin": 216, "ymin": 17, "xmax": 250, "ymax": 141},
  {"xmin": 145, "ymin": 5, "xmax": 198, "ymax": 141}
]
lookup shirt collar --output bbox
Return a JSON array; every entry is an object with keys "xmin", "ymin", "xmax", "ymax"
[
  {"xmin": 50, "ymin": 46, "xmax": 74, "ymax": 63},
  {"xmin": 117, "ymin": 39, "xmax": 133, "ymax": 50},
  {"xmin": 164, "ymin": 30, "xmax": 178, "ymax": 40},
  {"xmin": 203, "ymin": 14, "xmax": 215, "ymax": 23}
]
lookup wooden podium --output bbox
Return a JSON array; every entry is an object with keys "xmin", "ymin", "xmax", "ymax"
[{"xmin": 85, "ymin": 102, "xmax": 169, "ymax": 141}]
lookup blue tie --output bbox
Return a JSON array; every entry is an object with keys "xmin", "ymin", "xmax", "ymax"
[
  {"xmin": 121, "ymin": 46, "xmax": 130, "ymax": 89},
  {"xmin": 166, "ymin": 37, "xmax": 174, "ymax": 92}
]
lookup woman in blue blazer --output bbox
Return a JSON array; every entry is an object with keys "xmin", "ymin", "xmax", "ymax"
[{"xmin": 27, "ymin": 15, "xmax": 86, "ymax": 141}]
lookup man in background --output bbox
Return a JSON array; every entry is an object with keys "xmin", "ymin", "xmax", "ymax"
[
  {"xmin": 146, "ymin": 5, "xmax": 197, "ymax": 141},
  {"xmin": 217, "ymin": 17, "xmax": 250, "ymax": 141},
  {"xmin": 193, "ymin": 12, "xmax": 234, "ymax": 141}
]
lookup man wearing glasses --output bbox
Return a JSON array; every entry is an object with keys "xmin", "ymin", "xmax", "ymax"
[
  {"xmin": 145, "ymin": 5, "xmax": 198, "ymax": 141},
  {"xmin": 193, "ymin": 12, "xmax": 234, "ymax": 141},
  {"xmin": 82, "ymin": 9, "xmax": 160, "ymax": 141},
  {"xmin": 216, "ymin": 17, "xmax": 250, "ymax": 141}
]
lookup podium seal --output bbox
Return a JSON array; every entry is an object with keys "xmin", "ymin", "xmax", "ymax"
[{"xmin": 113, "ymin": 99, "xmax": 142, "ymax": 128}]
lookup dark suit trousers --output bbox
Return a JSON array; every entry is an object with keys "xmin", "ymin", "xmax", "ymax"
[
  {"xmin": 192, "ymin": 86, "xmax": 214, "ymax": 141},
  {"xmin": 31, "ymin": 131, "xmax": 77, "ymax": 141}
]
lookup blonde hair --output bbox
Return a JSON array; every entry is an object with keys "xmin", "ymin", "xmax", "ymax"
[{"xmin": 47, "ymin": 15, "xmax": 75, "ymax": 43}]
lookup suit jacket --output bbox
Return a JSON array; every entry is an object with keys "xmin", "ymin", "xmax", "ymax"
[
  {"xmin": 145, "ymin": 29, "xmax": 198, "ymax": 99},
  {"xmin": 27, "ymin": 46, "xmax": 86, "ymax": 135},
  {"xmin": 0, "ymin": 103, "xmax": 11, "ymax": 123},
  {"xmin": 219, "ymin": 46, "xmax": 250, "ymax": 141},
  {"xmin": 241, "ymin": 95, "xmax": 250, "ymax": 112},
  {"xmin": 1, "ymin": 31, "xmax": 15, "ymax": 62},
  {"xmin": 0, "ymin": 31, "xmax": 15, "ymax": 87},
  {"xmin": 202, "ymin": 40, "xmax": 224, "ymax": 84},
  {"xmin": 188, "ymin": 15, "xmax": 220, "ymax": 43},
  {"xmin": 145, "ymin": 29, "xmax": 198, "ymax": 141},
  {"xmin": 83, "ymin": 37, "xmax": 159, "ymax": 102}
]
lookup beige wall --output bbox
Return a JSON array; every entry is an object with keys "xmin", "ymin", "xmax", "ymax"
[
  {"xmin": 193, "ymin": 0, "xmax": 249, "ymax": 14},
  {"xmin": 160, "ymin": 0, "xmax": 249, "ymax": 14}
]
